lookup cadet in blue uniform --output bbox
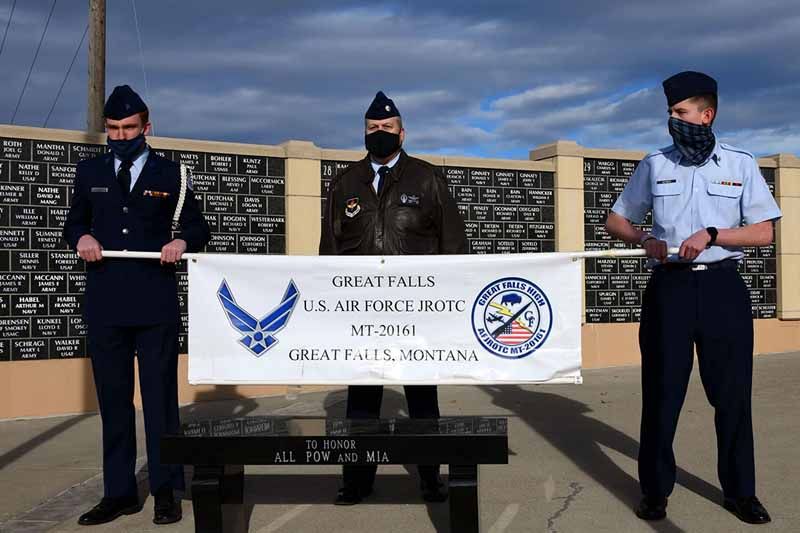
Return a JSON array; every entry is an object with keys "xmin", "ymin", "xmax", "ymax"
[
  {"xmin": 606, "ymin": 71, "xmax": 780, "ymax": 524},
  {"xmin": 63, "ymin": 85, "xmax": 210, "ymax": 526},
  {"xmin": 320, "ymin": 92, "xmax": 467, "ymax": 505}
]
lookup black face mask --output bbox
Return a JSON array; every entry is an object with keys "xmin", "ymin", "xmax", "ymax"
[
  {"xmin": 107, "ymin": 132, "xmax": 146, "ymax": 161},
  {"xmin": 668, "ymin": 117, "xmax": 715, "ymax": 165},
  {"xmin": 365, "ymin": 130, "xmax": 401, "ymax": 159}
]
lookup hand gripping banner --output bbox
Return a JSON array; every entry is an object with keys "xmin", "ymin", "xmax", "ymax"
[{"xmin": 187, "ymin": 253, "xmax": 582, "ymax": 385}]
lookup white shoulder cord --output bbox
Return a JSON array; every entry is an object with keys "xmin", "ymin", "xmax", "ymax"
[{"xmin": 173, "ymin": 163, "xmax": 189, "ymax": 230}]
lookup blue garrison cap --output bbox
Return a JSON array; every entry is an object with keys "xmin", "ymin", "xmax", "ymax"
[
  {"xmin": 662, "ymin": 71, "xmax": 717, "ymax": 107},
  {"xmin": 365, "ymin": 91, "xmax": 400, "ymax": 120},
  {"xmin": 103, "ymin": 85, "xmax": 148, "ymax": 120}
]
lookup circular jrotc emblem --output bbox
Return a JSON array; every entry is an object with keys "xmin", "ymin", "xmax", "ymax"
[{"xmin": 471, "ymin": 277, "xmax": 553, "ymax": 359}]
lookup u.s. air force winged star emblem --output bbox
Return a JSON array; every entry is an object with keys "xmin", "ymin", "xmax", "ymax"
[{"xmin": 217, "ymin": 279, "xmax": 300, "ymax": 357}]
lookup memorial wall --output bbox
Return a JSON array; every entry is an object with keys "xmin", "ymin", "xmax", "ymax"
[
  {"xmin": 583, "ymin": 157, "xmax": 778, "ymax": 323},
  {"xmin": 0, "ymin": 129, "xmax": 286, "ymax": 363},
  {"xmin": 1, "ymin": 125, "xmax": 798, "ymax": 419},
  {"xmin": 322, "ymin": 160, "xmax": 556, "ymax": 254}
]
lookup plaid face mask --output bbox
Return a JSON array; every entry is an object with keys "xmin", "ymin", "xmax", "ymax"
[{"xmin": 668, "ymin": 117, "xmax": 715, "ymax": 165}]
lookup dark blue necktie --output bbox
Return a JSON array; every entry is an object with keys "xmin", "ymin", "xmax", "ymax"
[
  {"xmin": 377, "ymin": 165, "xmax": 390, "ymax": 196},
  {"xmin": 117, "ymin": 159, "xmax": 133, "ymax": 198}
]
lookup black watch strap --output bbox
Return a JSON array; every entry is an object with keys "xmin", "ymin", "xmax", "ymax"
[{"xmin": 706, "ymin": 227, "xmax": 718, "ymax": 247}]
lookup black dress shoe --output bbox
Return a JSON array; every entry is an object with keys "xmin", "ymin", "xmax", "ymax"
[
  {"xmin": 153, "ymin": 487, "xmax": 182, "ymax": 525},
  {"xmin": 334, "ymin": 486, "xmax": 372, "ymax": 506},
  {"xmin": 723, "ymin": 496, "xmax": 771, "ymax": 524},
  {"xmin": 78, "ymin": 496, "xmax": 142, "ymax": 526},
  {"xmin": 635, "ymin": 495, "xmax": 667, "ymax": 521},
  {"xmin": 420, "ymin": 479, "xmax": 448, "ymax": 503}
]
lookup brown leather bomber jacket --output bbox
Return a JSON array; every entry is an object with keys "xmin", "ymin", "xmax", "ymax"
[{"xmin": 319, "ymin": 151, "xmax": 467, "ymax": 256}]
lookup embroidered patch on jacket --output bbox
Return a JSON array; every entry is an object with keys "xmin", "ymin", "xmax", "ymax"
[
  {"xmin": 399, "ymin": 193, "xmax": 421, "ymax": 206},
  {"xmin": 143, "ymin": 190, "xmax": 171, "ymax": 198},
  {"xmin": 656, "ymin": 179, "xmax": 677, "ymax": 185},
  {"xmin": 345, "ymin": 197, "xmax": 361, "ymax": 218}
]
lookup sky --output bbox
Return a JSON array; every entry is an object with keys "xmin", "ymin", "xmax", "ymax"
[{"xmin": 1, "ymin": 0, "xmax": 798, "ymax": 159}]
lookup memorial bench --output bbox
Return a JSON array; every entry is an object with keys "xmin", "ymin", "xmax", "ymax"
[{"xmin": 161, "ymin": 416, "xmax": 508, "ymax": 533}]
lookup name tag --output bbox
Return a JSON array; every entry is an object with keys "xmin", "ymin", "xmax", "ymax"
[
  {"xmin": 144, "ymin": 190, "xmax": 170, "ymax": 199},
  {"xmin": 655, "ymin": 179, "xmax": 676, "ymax": 185},
  {"xmin": 90, "ymin": 187, "xmax": 108, "ymax": 193}
]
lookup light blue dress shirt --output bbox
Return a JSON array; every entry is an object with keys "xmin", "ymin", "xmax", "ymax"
[
  {"xmin": 612, "ymin": 142, "xmax": 782, "ymax": 264},
  {"xmin": 113, "ymin": 147, "xmax": 150, "ymax": 191},
  {"xmin": 370, "ymin": 152, "xmax": 401, "ymax": 193}
]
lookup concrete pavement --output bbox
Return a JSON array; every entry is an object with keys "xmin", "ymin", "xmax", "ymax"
[{"xmin": 1, "ymin": 352, "xmax": 798, "ymax": 532}]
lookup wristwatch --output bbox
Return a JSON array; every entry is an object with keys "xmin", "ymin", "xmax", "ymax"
[
  {"xmin": 706, "ymin": 227, "xmax": 718, "ymax": 247},
  {"xmin": 639, "ymin": 233, "xmax": 656, "ymax": 246}
]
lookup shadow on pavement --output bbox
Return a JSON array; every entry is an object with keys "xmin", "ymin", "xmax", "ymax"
[
  {"xmin": 0, "ymin": 414, "xmax": 94, "ymax": 471},
  {"xmin": 482, "ymin": 385, "xmax": 725, "ymax": 533}
]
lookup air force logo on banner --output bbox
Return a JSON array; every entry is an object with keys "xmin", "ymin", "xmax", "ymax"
[
  {"xmin": 217, "ymin": 279, "xmax": 300, "ymax": 357},
  {"xmin": 471, "ymin": 277, "xmax": 553, "ymax": 359}
]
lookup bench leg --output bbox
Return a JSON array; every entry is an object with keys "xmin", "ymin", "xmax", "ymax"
[
  {"xmin": 192, "ymin": 466, "xmax": 224, "ymax": 533},
  {"xmin": 449, "ymin": 464, "xmax": 480, "ymax": 533},
  {"xmin": 192, "ymin": 465, "xmax": 245, "ymax": 533},
  {"xmin": 222, "ymin": 465, "xmax": 244, "ymax": 504}
]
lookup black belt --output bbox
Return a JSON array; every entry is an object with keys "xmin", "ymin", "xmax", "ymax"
[{"xmin": 653, "ymin": 259, "xmax": 739, "ymax": 272}]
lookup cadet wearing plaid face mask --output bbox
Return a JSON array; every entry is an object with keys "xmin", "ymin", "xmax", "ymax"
[{"xmin": 605, "ymin": 71, "xmax": 781, "ymax": 525}]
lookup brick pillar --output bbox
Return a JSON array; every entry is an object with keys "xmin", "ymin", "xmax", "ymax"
[
  {"xmin": 281, "ymin": 140, "xmax": 322, "ymax": 255},
  {"xmin": 772, "ymin": 153, "xmax": 800, "ymax": 320},
  {"xmin": 530, "ymin": 140, "xmax": 586, "ymax": 322}
]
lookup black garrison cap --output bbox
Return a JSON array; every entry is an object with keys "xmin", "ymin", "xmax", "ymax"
[
  {"xmin": 103, "ymin": 85, "xmax": 148, "ymax": 120},
  {"xmin": 365, "ymin": 91, "xmax": 400, "ymax": 120},
  {"xmin": 662, "ymin": 71, "xmax": 717, "ymax": 107}
]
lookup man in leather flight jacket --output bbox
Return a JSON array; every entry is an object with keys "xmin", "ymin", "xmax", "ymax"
[
  {"xmin": 319, "ymin": 150, "xmax": 467, "ymax": 256},
  {"xmin": 320, "ymin": 91, "xmax": 467, "ymax": 505}
]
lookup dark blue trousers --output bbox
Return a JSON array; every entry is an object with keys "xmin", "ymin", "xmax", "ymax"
[
  {"xmin": 88, "ymin": 322, "xmax": 184, "ymax": 498},
  {"xmin": 638, "ymin": 265, "xmax": 755, "ymax": 499},
  {"xmin": 342, "ymin": 385, "xmax": 440, "ymax": 490}
]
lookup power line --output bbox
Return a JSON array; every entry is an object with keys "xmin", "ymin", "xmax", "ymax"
[
  {"xmin": 11, "ymin": 0, "xmax": 57, "ymax": 124},
  {"xmin": 44, "ymin": 22, "xmax": 88, "ymax": 127},
  {"xmin": 130, "ymin": 0, "xmax": 149, "ymax": 99},
  {"xmin": 0, "ymin": 0, "xmax": 16, "ymax": 59},
  {"xmin": 130, "ymin": 0, "xmax": 153, "ymax": 134}
]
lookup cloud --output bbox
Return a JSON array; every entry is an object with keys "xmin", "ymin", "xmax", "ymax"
[
  {"xmin": 495, "ymin": 88, "xmax": 661, "ymax": 141},
  {"xmin": 491, "ymin": 82, "xmax": 598, "ymax": 112},
  {"xmin": 0, "ymin": 0, "xmax": 797, "ymax": 158},
  {"xmin": 720, "ymin": 127, "xmax": 800, "ymax": 156}
]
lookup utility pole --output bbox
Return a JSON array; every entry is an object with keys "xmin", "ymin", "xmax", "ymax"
[{"xmin": 87, "ymin": 0, "xmax": 105, "ymax": 132}]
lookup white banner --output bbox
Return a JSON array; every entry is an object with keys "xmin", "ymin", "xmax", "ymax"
[{"xmin": 188, "ymin": 253, "xmax": 582, "ymax": 385}]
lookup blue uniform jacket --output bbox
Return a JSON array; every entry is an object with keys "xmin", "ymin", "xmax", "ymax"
[
  {"xmin": 612, "ymin": 142, "xmax": 781, "ymax": 265},
  {"xmin": 63, "ymin": 150, "xmax": 210, "ymax": 326}
]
